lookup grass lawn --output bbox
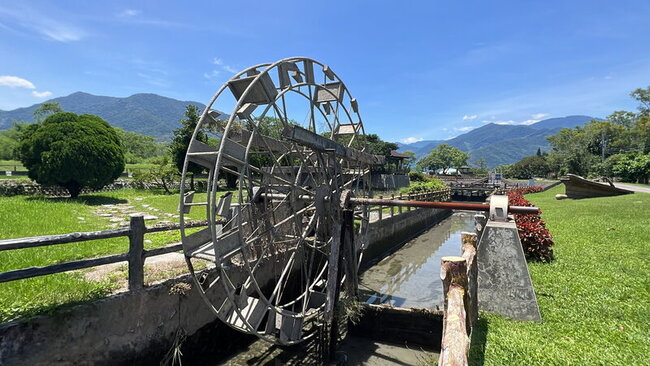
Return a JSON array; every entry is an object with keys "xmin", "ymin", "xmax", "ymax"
[
  {"xmin": 469, "ymin": 186, "xmax": 650, "ymax": 365},
  {"xmin": 0, "ymin": 188, "xmax": 232, "ymax": 323}
]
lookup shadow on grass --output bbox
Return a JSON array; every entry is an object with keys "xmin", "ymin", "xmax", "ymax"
[
  {"xmin": 26, "ymin": 195, "xmax": 128, "ymax": 205},
  {"xmin": 469, "ymin": 317, "xmax": 489, "ymax": 366}
]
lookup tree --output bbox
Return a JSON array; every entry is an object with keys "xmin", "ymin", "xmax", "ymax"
[
  {"xmin": 631, "ymin": 86, "xmax": 650, "ymax": 115},
  {"xmin": 18, "ymin": 112, "xmax": 125, "ymax": 197},
  {"xmin": 417, "ymin": 143, "xmax": 469, "ymax": 174},
  {"xmin": 509, "ymin": 155, "xmax": 550, "ymax": 179},
  {"xmin": 33, "ymin": 102, "xmax": 63, "ymax": 123},
  {"xmin": 472, "ymin": 157, "xmax": 488, "ymax": 176},
  {"xmin": 170, "ymin": 105, "xmax": 207, "ymax": 189},
  {"xmin": 114, "ymin": 128, "xmax": 166, "ymax": 163},
  {"xmin": 134, "ymin": 156, "xmax": 178, "ymax": 194},
  {"xmin": 402, "ymin": 151, "xmax": 417, "ymax": 171}
]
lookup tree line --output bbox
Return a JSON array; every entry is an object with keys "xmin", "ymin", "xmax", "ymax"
[{"xmin": 503, "ymin": 86, "xmax": 650, "ymax": 183}]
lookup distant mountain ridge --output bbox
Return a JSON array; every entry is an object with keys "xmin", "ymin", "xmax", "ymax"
[
  {"xmin": 0, "ymin": 92, "xmax": 207, "ymax": 139},
  {"xmin": 397, "ymin": 115, "xmax": 597, "ymax": 167}
]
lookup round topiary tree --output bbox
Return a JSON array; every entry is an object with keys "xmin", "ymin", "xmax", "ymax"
[{"xmin": 19, "ymin": 112, "xmax": 125, "ymax": 198}]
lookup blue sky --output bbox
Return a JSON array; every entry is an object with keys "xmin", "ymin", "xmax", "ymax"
[{"xmin": 1, "ymin": 1, "xmax": 649, "ymax": 143}]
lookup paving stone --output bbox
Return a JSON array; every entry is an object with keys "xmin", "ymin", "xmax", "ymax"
[
  {"xmin": 98, "ymin": 213, "xmax": 112, "ymax": 217},
  {"xmin": 109, "ymin": 218, "xmax": 124, "ymax": 223},
  {"xmin": 143, "ymin": 215, "xmax": 158, "ymax": 220}
]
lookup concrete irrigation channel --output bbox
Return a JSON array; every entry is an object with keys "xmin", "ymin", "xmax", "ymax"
[{"xmin": 1, "ymin": 203, "xmax": 460, "ymax": 365}]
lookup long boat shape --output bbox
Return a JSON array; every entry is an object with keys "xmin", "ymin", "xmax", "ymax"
[{"xmin": 560, "ymin": 174, "xmax": 634, "ymax": 199}]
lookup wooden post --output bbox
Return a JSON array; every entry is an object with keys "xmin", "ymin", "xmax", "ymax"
[
  {"xmin": 378, "ymin": 195, "xmax": 383, "ymax": 221},
  {"xmin": 461, "ymin": 232, "xmax": 479, "ymax": 327},
  {"xmin": 390, "ymin": 194, "xmax": 395, "ymax": 217},
  {"xmin": 398, "ymin": 193, "xmax": 403, "ymax": 214},
  {"xmin": 128, "ymin": 215, "xmax": 145, "ymax": 291},
  {"xmin": 439, "ymin": 256, "xmax": 469, "ymax": 366}
]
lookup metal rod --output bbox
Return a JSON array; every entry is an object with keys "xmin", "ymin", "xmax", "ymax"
[
  {"xmin": 256, "ymin": 192, "xmax": 540, "ymax": 214},
  {"xmin": 349, "ymin": 198, "xmax": 540, "ymax": 215}
]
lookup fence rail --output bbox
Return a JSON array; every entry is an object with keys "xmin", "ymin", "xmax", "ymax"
[{"xmin": 0, "ymin": 191, "xmax": 453, "ymax": 291}]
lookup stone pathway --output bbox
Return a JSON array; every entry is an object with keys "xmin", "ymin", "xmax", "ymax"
[
  {"xmin": 91, "ymin": 198, "xmax": 179, "ymax": 228},
  {"xmin": 83, "ymin": 197, "xmax": 188, "ymax": 290}
]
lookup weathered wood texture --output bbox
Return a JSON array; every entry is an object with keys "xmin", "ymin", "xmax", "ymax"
[
  {"xmin": 0, "ymin": 253, "xmax": 129, "ymax": 283},
  {"xmin": 0, "ymin": 218, "xmax": 211, "ymax": 290},
  {"xmin": 128, "ymin": 216, "xmax": 146, "ymax": 291},
  {"xmin": 438, "ymin": 256, "xmax": 470, "ymax": 366},
  {"xmin": 461, "ymin": 232, "xmax": 478, "ymax": 327}
]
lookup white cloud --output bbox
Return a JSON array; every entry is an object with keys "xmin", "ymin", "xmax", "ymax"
[
  {"xmin": 462, "ymin": 114, "xmax": 478, "ymax": 120},
  {"xmin": 118, "ymin": 9, "xmax": 141, "ymax": 17},
  {"xmin": 494, "ymin": 120, "xmax": 516, "ymax": 125},
  {"xmin": 212, "ymin": 58, "xmax": 223, "ymax": 65},
  {"xmin": 223, "ymin": 65, "xmax": 237, "ymax": 73},
  {"xmin": 401, "ymin": 137, "xmax": 424, "ymax": 144},
  {"xmin": 520, "ymin": 119, "xmax": 541, "ymax": 125},
  {"xmin": 203, "ymin": 70, "xmax": 220, "ymax": 79},
  {"xmin": 31, "ymin": 90, "xmax": 52, "ymax": 98},
  {"xmin": 0, "ymin": 5, "xmax": 86, "ymax": 42},
  {"xmin": 0, "ymin": 75, "xmax": 36, "ymax": 89},
  {"xmin": 531, "ymin": 113, "xmax": 549, "ymax": 119},
  {"xmin": 454, "ymin": 126, "xmax": 474, "ymax": 132}
]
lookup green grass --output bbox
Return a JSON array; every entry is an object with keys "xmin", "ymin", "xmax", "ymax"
[
  {"xmin": 469, "ymin": 186, "xmax": 650, "ymax": 365},
  {"xmin": 0, "ymin": 188, "xmax": 232, "ymax": 323}
]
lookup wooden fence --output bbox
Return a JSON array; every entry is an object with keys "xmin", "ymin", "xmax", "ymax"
[
  {"xmin": 0, "ymin": 216, "xmax": 212, "ymax": 290},
  {"xmin": 438, "ymin": 232, "xmax": 479, "ymax": 366},
  {"xmin": 0, "ymin": 191, "xmax": 451, "ymax": 290}
]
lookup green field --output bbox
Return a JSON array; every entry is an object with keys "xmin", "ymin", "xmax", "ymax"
[
  {"xmin": 0, "ymin": 188, "xmax": 231, "ymax": 323},
  {"xmin": 469, "ymin": 186, "xmax": 650, "ymax": 365}
]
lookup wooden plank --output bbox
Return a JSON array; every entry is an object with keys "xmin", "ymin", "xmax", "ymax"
[
  {"xmin": 143, "ymin": 243, "xmax": 183, "ymax": 258},
  {"xmin": 215, "ymin": 192, "xmax": 233, "ymax": 217},
  {"xmin": 229, "ymin": 295, "xmax": 267, "ymax": 330},
  {"xmin": 145, "ymin": 219, "xmax": 212, "ymax": 234},
  {"xmin": 187, "ymin": 139, "xmax": 246, "ymax": 169},
  {"xmin": 333, "ymin": 123, "xmax": 359, "ymax": 136},
  {"xmin": 0, "ymin": 253, "xmax": 129, "ymax": 283},
  {"xmin": 277, "ymin": 311, "xmax": 303, "ymax": 342},
  {"xmin": 0, "ymin": 227, "xmax": 130, "ymax": 251},
  {"xmin": 182, "ymin": 227, "xmax": 212, "ymax": 252},
  {"xmin": 213, "ymin": 230, "xmax": 243, "ymax": 259},
  {"xmin": 282, "ymin": 125, "xmax": 384, "ymax": 165},
  {"xmin": 315, "ymin": 82, "xmax": 342, "ymax": 102},
  {"xmin": 128, "ymin": 216, "xmax": 146, "ymax": 291},
  {"xmin": 227, "ymin": 73, "xmax": 278, "ymax": 105},
  {"xmin": 230, "ymin": 128, "xmax": 291, "ymax": 154}
]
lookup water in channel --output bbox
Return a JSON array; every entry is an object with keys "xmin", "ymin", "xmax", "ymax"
[
  {"xmin": 207, "ymin": 211, "xmax": 477, "ymax": 365},
  {"xmin": 359, "ymin": 211, "xmax": 476, "ymax": 310}
]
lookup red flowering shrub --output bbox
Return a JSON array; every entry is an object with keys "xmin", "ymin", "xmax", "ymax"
[{"xmin": 507, "ymin": 187, "xmax": 554, "ymax": 262}]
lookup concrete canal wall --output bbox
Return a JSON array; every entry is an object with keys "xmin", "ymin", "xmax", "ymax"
[{"xmin": 0, "ymin": 207, "xmax": 452, "ymax": 365}]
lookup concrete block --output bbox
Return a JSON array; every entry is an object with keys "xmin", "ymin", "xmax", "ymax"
[{"xmin": 476, "ymin": 220, "xmax": 541, "ymax": 322}]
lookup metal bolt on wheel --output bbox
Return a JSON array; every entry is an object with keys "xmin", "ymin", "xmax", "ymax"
[{"xmin": 178, "ymin": 57, "xmax": 375, "ymax": 345}]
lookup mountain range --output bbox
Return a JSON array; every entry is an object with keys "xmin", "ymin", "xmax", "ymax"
[
  {"xmin": 0, "ymin": 92, "xmax": 596, "ymax": 167},
  {"xmin": 396, "ymin": 115, "xmax": 597, "ymax": 167},
  {"xmin": 0, "ymin": 92, "xmax": 206, "ymax": 139}
]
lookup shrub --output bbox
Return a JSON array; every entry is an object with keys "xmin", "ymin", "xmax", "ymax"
[
  {"xmin": 400, "ymin": 177, "xmax": 447, "ymax": 193},
  {"xmin": 408, "ymin": 171, "xmax": 426, "ymax": 182},
  {"xmin": 18, "ymin": 112, "xmax": 125, "ymax": 198},
  {"xmin": 507, "ymin": 187, "xmax": 554, "ymax": 262}
]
